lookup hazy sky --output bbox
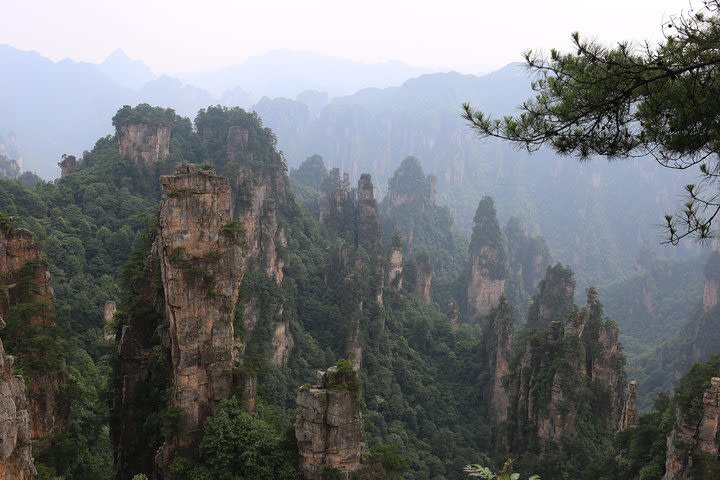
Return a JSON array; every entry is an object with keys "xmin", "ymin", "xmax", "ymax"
[{"xmin": 2, "ymin": 0, "xmax": 691, "ymax": 73}]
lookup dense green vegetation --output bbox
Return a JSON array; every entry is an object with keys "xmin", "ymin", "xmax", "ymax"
[
  {"xmin": 112, "ymin": 104, "xmax": 177, "ymax": 132},
  {"xmin": 2, "ymin": 101, "xmax": 720, "ymax": 480},
  {"xmin": 379, "ymin": 156, "xmax": 468, "ymax": 308}
]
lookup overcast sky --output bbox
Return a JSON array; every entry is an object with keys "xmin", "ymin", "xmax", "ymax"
[{"xmin": 2, "ymin": 0, "xmax": 692, "ymax": 74}]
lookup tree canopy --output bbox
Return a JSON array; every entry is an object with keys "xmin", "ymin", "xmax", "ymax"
[{"xmin": 462, "ymin": 0, "xmax": 720, "ymax": 244}]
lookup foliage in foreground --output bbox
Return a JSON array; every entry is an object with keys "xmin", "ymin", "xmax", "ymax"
[{"xmin": 463, "ymin": 0, "xmax": 720, "ymax": 244}]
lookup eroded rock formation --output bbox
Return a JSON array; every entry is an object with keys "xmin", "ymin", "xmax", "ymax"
[
  {"xmin": 111, "ymin": 239, "xmax": 166, "ymax": 479},
  {"xmin": 113, "ymin": 116, "xmax": 294, "ymax": 479},
  {"xmin": 416, "ymin": 253, "xmax": 432, "ymax": 304},
  {"xmin": 57, "ymin": 154, "xmax": 77, "ymax": 177},
  {"xmin": 620, "ymin": 381, "xmax": 638, "ymax": 430},
  {"xmin": 357, "ymin": 174, "xmax": 382, "ymax": 256},
  {"xmin": 118, "ymin": 123, "xmax": 171, "ymax": 171},
  {"xmin": 504, "ymin": 217, "xmax": 552, "ymax": 295},
  {"xmin": 664, "ymin": 377, "xmax": 720, "ymax": 480},
  {"xmin": 0, "ymin": 155, "xmax": 21, "ymax": 180},
  {"xmin": 467, "ymin": 197, "xmax": 507, "ymax": 321},
  {"xmin": 506, "ymin": 286, "xmax": 626, "ymax": 449},
  {"xmin": 0, "ymin": 224, "xmax": 66, "ymax": 441},
  {"xmin": 484, "ymin": 297, "xmax": 513, "ymax": 425},
  {"xmin": 319, "ymin": 168, "xmax": 351, "ymax": 224},
  {"xmin": 295, "ymin": 364, "xmax": 364, "ymax": 480},
  {"xmin": 526, "ymin": 264, "xmax": 575, "ymax": 330},
  {"xmin": 0, "ymin": 333, "xmax": 35, "ymax": 480},
  {"xmin": 388, "ymin": 235, "xmax": 403, "ymax": 291},
  {"xmin": 155, "ymin": 164, "xmax": 244, "ymax": 473}
]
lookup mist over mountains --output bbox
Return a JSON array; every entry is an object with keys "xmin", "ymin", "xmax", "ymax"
[
  {"xmin": 0, "ymin": 45, "xmax": 432, "ymax": 178},
  {"xmin": 0, "ymin": 42, "xmax": 700, "ymax": 291},
  {"xmin": 3, "ymin": 13, "xmax": 720, "ymax": 475}
]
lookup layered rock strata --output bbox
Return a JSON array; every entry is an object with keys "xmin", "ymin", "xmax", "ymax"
[
  {"xmin": 416, "ymin": 254, "xmax": 432, "ymax": 304},
  {"xmin": 155, "ymin": 164, "xmax": 244, "ymax": 473},
  {"xmin": 118, "ymin": 123, "xmax": 171, "ymax": 171},
  {"xmin": 0, "ymin": 334, "xmax": 35, "ymax": 480},
  {"xmin": 664, "ymin": 377, "xmax": 720, "ymax": 479},
  {"xmin": 295, "ymin": 365, "xmax": 364, "ymax": 480},
  {"xmin": 0, "ymin": 225, "xmax": 66, "ymax": 440},
  {"xmin": 507, "ymin": 287, "xmax": 625, "ymax": 448},
  {"xmin": 485, "ymin": 297, "xmax": 513, "ymax": 425}
]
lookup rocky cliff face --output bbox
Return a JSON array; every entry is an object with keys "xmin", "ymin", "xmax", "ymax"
[
  {"xmin": 468, "ymin": 249, "xmax": 505, "ymax": 320},
  {"xmin": 111, "ymin": 238, "xmax": 167, "ymax": 480},
  {"xmin": 319, "ymin": 169, "xmax": 352, "ymax": 225},
  {"xmin": 114, "ymin": 114, "xmax": 293, "ymax": 478},
  {"xmin": 0, "ymin": 225, "xmax": 66, "ymax": 441},
  {"xmin": 155, "ymin": 164, "xmax": 244, "ymax": 474},
  {"xmin": 357, "ymin": 174, "xmax": 382, "ymax": 257},
  {"xmin": 0, "ymin": 334, "xmax": 36, "ymax": 480},
  {"xmin": 664, "ymin": 377, "xmax": 720, "ymax": 479},
  {"xmin": 506, "ymin": 285, "xmax": 626, "ymax": 450},
  {"xmin": 118, "ymin": 123, "xmax": 171, "ymax": 172},
  {"xmin": 619, "ymin": 380, "xmax": 637, "ymax": 430},
  {"xmin": 0, "ymin": 155, "xmax": 21, "ymax": 180},
  {"xmin": 57, "ymin": 154, "xmax": 77, "ymax": 177},
  {"xmin": 504, "ymin": 217, "xmax": 552, "ymax": 295},
  {"xmin": 388, "ymin": 243, "xmax": 403, "ymax": 291},
  {"xmin": 484, "ymin": 297, "xmax": 513, "ymax": 425},
  {"xmin": 416, "ymin": 253, "xmax": 432, "ymax": 305},
  {"xmin": 295, "ymin": 364, "xmax": 364, "ymax": 480},
  {"xmin": 526, "ymin": 264, "xmax": 575, "ymax": 330},
  {"xmin": 467, "ymin": 198, "xmax": 508, "ymax": 321}
]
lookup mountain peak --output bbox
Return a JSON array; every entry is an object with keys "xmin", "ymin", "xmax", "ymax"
[{"xmin": 98, "ymin": 48, "xmax": 155, "ymax": 89}]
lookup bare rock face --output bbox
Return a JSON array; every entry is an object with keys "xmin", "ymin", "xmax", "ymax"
[
  {"xmin": 295, "ymin": 365, "xmax": 364, "ymax": 480},
  {"xmin": 118, "ymin": 123, "xmax": 171, "ymax": 171},
  {"xmin": 319, "ymin": 169, "xmax": 351, "ymax": 224},
  {"xmin": 388, "ymin": 245, "xmax": 403, "ymax": 291},
  {"xmin": 467, "ymin": 197, "xmax": 508, "ymax": 322},
  {"xmin": 416, "ymin": 253, "xmax": 432, "ymax": 305},
  {"xmin": 664, "ymin": 377, "xmax": 720, "ymax": 480},
  {"xmin": 357, "ymin": 174, "xmax": 382, "ymax": 256},
  {"xmin": 0, "ymin": 225, "xmax": 66, "ymax": 441},
  {"xmin": 484, "ymin": 297, "xmax": 513, "ymax": 425},
  {"xmin": 156, "ymin": 164, "xmax": 245, "ymax": 473},
  {"xmin": 57, "ymin": 154, "xmax": 77, "ymax": 177},
  {"xmin": 467, "ymin": 248, "xmax": 506, "ymax": 319},
  {"xmin": 103, "ymin": 300, "xmax": 117, "ymax": 341},
  {"xmin": 0, "ymin": 334, "xmax": 36, "ymax": 480},
  {"xmin": 527, "ymin": 264, "xmax": 575, "ymax": 330},
  {"xmin": 620, "ymin": 381, "xmax": 638, "ymax": 430},
  {"xmin": 270, "ymin": 321, "xmax": 294, "ymax": 366}
]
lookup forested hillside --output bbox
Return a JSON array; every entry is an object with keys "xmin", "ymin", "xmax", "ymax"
[{"xmin": 0, "ymin": 101, "xmax": 717, "ymax": 479}]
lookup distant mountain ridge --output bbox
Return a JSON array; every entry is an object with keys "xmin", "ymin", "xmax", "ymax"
[
  {"xmin": 0, "ymin": 45, "xmax": 438, "ymax": 177},
  {"xmin": 175, "ymin": 49, "xmax": 434, "ymax": 99},
  {"xmin": 98, "ymin": 48, "xmax": 156, "ymax": 89}
]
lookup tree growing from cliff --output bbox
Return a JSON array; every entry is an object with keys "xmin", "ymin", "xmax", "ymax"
[{"xmin": 462, "ymin": 0, "xmax": 720, "ymax": 244}]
